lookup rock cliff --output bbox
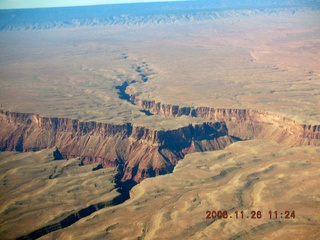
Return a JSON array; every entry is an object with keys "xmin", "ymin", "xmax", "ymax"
[
  {"xmin": 0, "ymin": 110, "xmax": 233, "ymax": 183},
  {"xmin": 2, "ymin": 96, "xmax": 318, "ymax": 183},
  {"xmin": 134, "ymin": 99, "xmax": 320, "ymax": 146}
]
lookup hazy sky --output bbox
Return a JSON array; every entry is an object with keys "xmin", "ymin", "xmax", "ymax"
[{"xmin": 0, "ymin": 0, "xmax": 186, "ymax": 9}]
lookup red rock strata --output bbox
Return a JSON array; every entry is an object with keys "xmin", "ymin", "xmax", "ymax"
[
  {"xmin": 134, "ymin": 99, "xmax": 320, "ymax": 146},
  {"xmin": 0, "ymin": 110, "xmax": 233, "ymax": 183}
]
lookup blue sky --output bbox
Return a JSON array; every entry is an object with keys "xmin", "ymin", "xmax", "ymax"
[{"xmin": 0, "ymin": 0, "xmax": 186, "ymax": 9}]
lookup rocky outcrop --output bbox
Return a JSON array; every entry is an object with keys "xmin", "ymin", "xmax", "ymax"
[
  {"xmin": 133, "ymin": 99, "xmax": 320, "ymax": 146},
  {"xmin": 0, "ymin": 110, "xmax": 234, "ymax": 183}
]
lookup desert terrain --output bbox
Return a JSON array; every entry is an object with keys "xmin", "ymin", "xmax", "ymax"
[
  {"xmin": 42, "ymin": 140, "xmax": 320, "ymax": 240},
  {"xmin": 0, "ymin": 149, "xmax": 120, "ymax": 239},
  {"xmin": 0, "ymin": 1, "xmax": 319, "ymax": 239}
]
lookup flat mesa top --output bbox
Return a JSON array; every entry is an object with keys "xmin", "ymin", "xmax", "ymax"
[{"xmin": 0, "ymin": 3, "xmax": 319, "ymax": 127}]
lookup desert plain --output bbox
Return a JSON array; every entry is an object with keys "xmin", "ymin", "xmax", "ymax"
[{"xmin": 0, "ymin": 2, "xmax": 320, "ymax": 239}]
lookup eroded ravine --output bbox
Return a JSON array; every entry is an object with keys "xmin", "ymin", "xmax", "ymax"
[
  {"xmin": 1, "ymin": 70, "xmax": 319, "ymax": 239},
  {"xmin": 116, "ymin": 66, "xmax": 319, "ymax": 147},
  {"xmin": 15, "ymin": 171, "xmax": 134, "ymax": 240},
  {"xmin": 0, "ymin": 110, "xmax": 234, "ymax": 239}
]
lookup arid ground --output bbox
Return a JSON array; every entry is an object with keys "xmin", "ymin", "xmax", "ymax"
[{"xmin": 0, "ymin": 3, "xmax": 319, "ymax": 240}]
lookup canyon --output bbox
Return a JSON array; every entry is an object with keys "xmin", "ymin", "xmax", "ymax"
[
  {"xmin": 1, "ymin": 97, "xmax": 319, "ymax": 185},
  {"xmin": 0, "ymin": 110, "xmax": 234, "ymax": 183},
  {"xmin": 0, "ymin": 0, "xmax": 319, "ymax": 239},
  {"xmin": 134, "ymin": 99, "xmax": 320, "ymax": 146}
]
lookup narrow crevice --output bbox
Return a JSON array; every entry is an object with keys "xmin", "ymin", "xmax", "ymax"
[
  {"xmin": 92, "ymin": 163, "xmax": 103, "ymax": 171},
  {"xmin": 139, "ymin": 109, "xmax": 153, "ymax": 116},
  {"xmin": 230, "ymin": 136, "xmax": 243, "ymax": 142},
  {"xmin": 113, "ymin": 173, "xmax": 136, "ymax": 205},
  {"xmin": 115, "ymin": 81, "xmax": 155, "ymax": 117},
  {"xmin": 115, "ymin": 82, "xmax": 133, "ymax": 104}
]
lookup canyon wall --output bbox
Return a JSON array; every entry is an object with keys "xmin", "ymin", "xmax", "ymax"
[
  {"xmin": 134, "ymin": 99, "xmax": 320, "ymax": 146},
  {"xmin": 0, "ymin": 110, "xmax": 233, "ymax": 183},
  {"xmin": 1, "ymin": 97, "xmax": 318, "ymax": 183}
]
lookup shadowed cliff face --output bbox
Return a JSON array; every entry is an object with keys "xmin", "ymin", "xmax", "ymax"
[
  {"xmin": 0, "ymin": 110, "xmax": 234, "ymax": 183},
  {"xmin": 134, "ymin": 99, "xmax": 320, "ymax": 146}
]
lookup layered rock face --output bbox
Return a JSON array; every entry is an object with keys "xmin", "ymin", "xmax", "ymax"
[
  {"xmin": 2, "ymin": 98, "xmax": 318, "ymax": 183},
  {"xmin": 134, "ymin": 99, "xmax": 320, "ymax": 146},
  {"xmin": 0, "ymin": 110, "xmax": 233, "ymax": 183}
]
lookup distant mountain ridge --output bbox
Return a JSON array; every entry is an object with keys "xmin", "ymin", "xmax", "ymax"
[{"xmin": 0, "ymin": 0, "xmax": 319, "ymax": 31}]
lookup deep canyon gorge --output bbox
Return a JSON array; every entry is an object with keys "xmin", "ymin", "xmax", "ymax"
[
  {"xmin": 1, "ymin": 98, "xmax": 319, "ymax": 185},
  {"xmin": 1, "ymin": 1, "xmax": 320, "ymax": 239}
]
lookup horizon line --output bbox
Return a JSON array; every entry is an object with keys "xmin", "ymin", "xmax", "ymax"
[{"xmin": 0, "ymin": 0, "xmax": 189, "ymax": 10}]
